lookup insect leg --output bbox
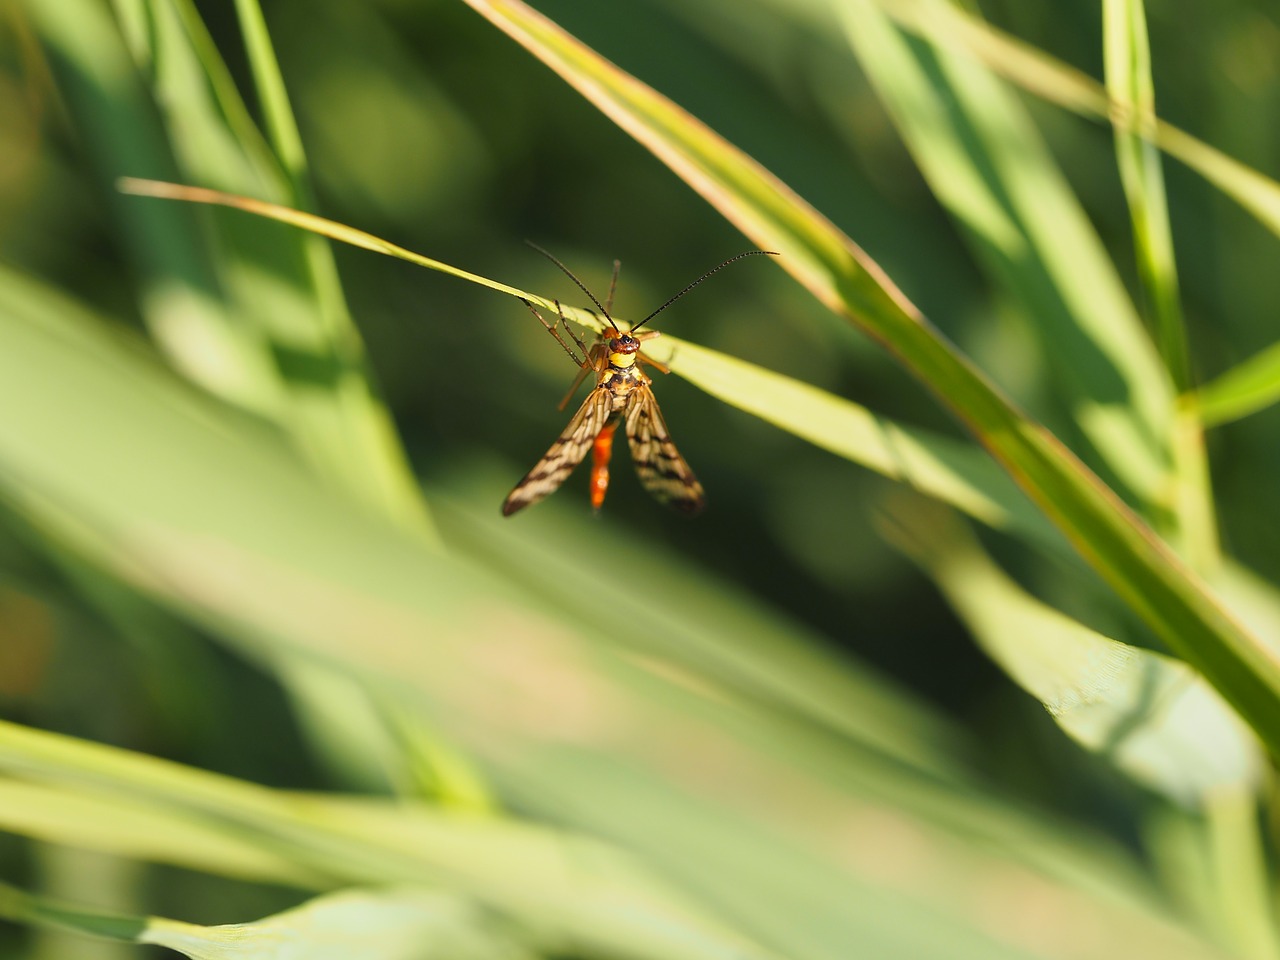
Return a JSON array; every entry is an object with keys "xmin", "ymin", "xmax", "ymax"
[
  {"xmin": 555, "ymin": 300, "xmax": 593, "ymax": 360},
  {"xmin": 638, "ymin": 354, "xmax": 671, "ymax": 375},
  {"xmin": 520, "ymin": 297, "xmax": 586, "ymax": 367}
]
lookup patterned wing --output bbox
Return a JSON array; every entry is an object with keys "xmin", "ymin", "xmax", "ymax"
[
  {"xmin": 503, "ymin": 388, "xmax": 614, "ymax": 516},
  {"xmin": 625, "ymin": 386, "xmax": 706, "ymax": 515}
]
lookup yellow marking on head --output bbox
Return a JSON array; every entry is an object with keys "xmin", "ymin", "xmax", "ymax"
[{"xmin": 609, "ymin": 351, "xmax": 637, "ymax": 368}]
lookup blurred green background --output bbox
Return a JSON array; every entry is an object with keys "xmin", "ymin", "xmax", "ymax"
[{"xmin": 1, "ymin": 0, "xmax": 1278, "ymax": 957}]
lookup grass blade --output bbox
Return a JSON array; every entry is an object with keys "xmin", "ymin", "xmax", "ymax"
[
  {"xmin": 115, "ymin": 178, "xmax": 1062, "ymax": 550},
  {"xmin": 839, "ymin": 0, "xmax": 1174, "ymax": 517},
  {"xmin": 884, "ymin": 500, "xmax": 1260, "ymax": 807},
  {"xmin": 1103, "ymin": 0, "xmax": 1189, "ymax": 390},
  {"xmin": 1103, "ymin": 0, "xmax": 1216, "ymax": 570},
  {"xmin": 456, "ymin": 0, "xmax": 1280, "ymax": 757},
  {"xmin": 0, "ymin": 268, "xmax": 1234, "ymax": 960},
  {"xmin": 869, "ymin": 0, "xmax": 1280, "ymax": 242},
  {"xmin": 33, "ymin": 0, "xmax": 428, "ymax": 527},
  {"xmin": 0, "ymin": 882, "xmax": 536, "ymax": 960},
  {"xmin": 1195, "ymin": 344, "xmax": 1280, "ymax": 427}
]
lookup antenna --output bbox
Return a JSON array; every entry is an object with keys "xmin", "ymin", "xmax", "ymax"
[
  {"xmin": 525, "ymin": 241, "xmax": 613, "ymax": 323},
  {"xmin": 630, "ymin": 250, "xmax": 779, "ymax": 333}
]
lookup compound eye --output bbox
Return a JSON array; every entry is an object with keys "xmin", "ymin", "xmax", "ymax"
[{"xmin": 613, "ymin": 336, "xmax": 639, "ymax": 353}]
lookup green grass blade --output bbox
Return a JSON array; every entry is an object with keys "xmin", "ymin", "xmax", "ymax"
[
  {"xmin": 0, "ymin": 882, "xmax": 536, "ymax": 960},
  {"xmin": 0, "ymin": 718, "xmax": 1234, "ymax": 960},
  {"xmin": 0, "ymin": 269, "xmax": 1235, "ymax": 960},
  {"xmin": 33, "ymin": 0, "xmax": 428, "ymax": 529},
  {"xmin": 0, "ymin": 724, "xmax": 779, "ymax": 960},
  {"xmin": 143, "ymin": 890, "xmax": 537, "ymax": 960},
  {"xmin": 885, "ymin": 501, "xmax": 1261, "ymax": 807},
  {"xmin": 1103, "ymin": 0, "xmax": 1189, "ymax": 390},
  {"xmin": 0, "ymin": 880, "xmax": 147, "ymax": 943},
  {"xmin": 457, "ymin": 0, "xmax": 1280, "ymax": 756},
  {"xmin": 231, "ymin": 0, "xmax": 312, "ymax": 194},
  {"xmin": 1195, "ymin": 344, "xmax": 1280, "ymax": 427},
  {"xmin": 1103, "ymin": 0, "xmax": 1216, "ymax": 571},
  {"xmin": 115, "ymin": 179, "xmax": 1062, "ymax": 551},
  {"xmin": 869, "ymin": 0, "xmax": 1280, "ymax": 242},
  {"xmin": 839, "ymin": 0, "xmax": 1174, "ymax": 518}
]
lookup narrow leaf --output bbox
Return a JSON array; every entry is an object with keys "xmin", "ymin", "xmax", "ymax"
[
  {"xmin": 458, "ymin": 0, "xmax": 1280, "ymax": 764},
  {"xmin": 1195, "ymin": 343, "xmax": 1280, "ymax": 427},
  {"xmin": 870, "ymin": 0, "xmax": 1280, "ymax": 242},
  {"xmin": 885, "ymin": 502, "xmax": 1261, "ymax": 807}
]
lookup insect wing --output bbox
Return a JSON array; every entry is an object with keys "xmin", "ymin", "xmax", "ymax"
[
  {"xmin": 503, "ymin": 388, "xmax": 614, "ymax": 516},
  {"xmin": 625, "ymin": 387, "xmax": 706, "ymax": 515}
]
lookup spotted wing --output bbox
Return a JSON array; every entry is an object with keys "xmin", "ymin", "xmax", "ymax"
[
  {"xmin": 503, "ymin": 387, "xmax": 614, "ymax": 516},
  {"xmin": 625, "ymin": 386, "xmax": 706, "ymax": 516}
]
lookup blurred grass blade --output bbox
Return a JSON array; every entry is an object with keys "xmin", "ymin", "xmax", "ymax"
[
  {"xmin": 457, "ymin": 0, "xmax": 1280, "ymax": 755},
  {"xmin": 1103, "ymin": 0, "xmax": 1215, "ymax": 572},
  {"xmin": 0, "ymin": 717, "xmax": 1235, "ymax": 960},
  {"xmin": 117, "ymin": 179, "xmax": 534, "ymax": 301},
  {"xmin": 23, "ymin": 0, "xmax": 276, "ymax": 408},
  {"xmin": 884, "ymin": 501, "xmax": 1261, "ymax": 807},
  {"xmin": 1195, "ymin": 344, "xmax": 1280, "ymax": 427},
  {"xmin": 840, "ymin": 0, "xmax": 1174, "ymax": 519},
  {"xmin": 661, "ymin": 338, "xmax": 1062, "ymax": 551},
  {"xmin": 143, "ymin": 890, "xmax": 534, "ymax": 960},
  {"xmin": 217, "ymin": 0, "xmax": 432, "ymax": 528},
  {"xmin": 232, "ymin": 0, "xmax": 312, "ymax": 194},
  {"xmin": 870, "ymin": 0, "xmax": 1280, "ymax": 241},
  {"xmin": 32, "ymin": 0, "xmax": 427, "ymax": 528},
  {"xmin": 0, "ymin": 883, "xmax": 535, "ymax": 960},
  {"xmin": 0, "ymin": 721, "xmax": 779, "ymax": 960},
  {"xmin": 1103, "ymin": 0, "xmax": 1189, "ymax": 390},
  {"xmin": 0, "ymin": 880, "xmax": 145, "ymax": 943},
  {"xmin": 0, "ymin": 271, "xmax": 1235, "ymax": 960},
  {"xmin": 116, "ymin": 179, "xmax": 1061, "ymax": 550}
]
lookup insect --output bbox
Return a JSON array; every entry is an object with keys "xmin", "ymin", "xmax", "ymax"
[{"xmin": 502, "ymin": 246, "xmax": 778, "ymax": 517}]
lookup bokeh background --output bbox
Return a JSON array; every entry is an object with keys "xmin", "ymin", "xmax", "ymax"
[{"xmin": 1, "ymin": 0, "xmax": 1278, "ymax": 957}]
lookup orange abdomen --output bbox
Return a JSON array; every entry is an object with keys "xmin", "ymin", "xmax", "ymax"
[{"xmin": 590, "ymin": 421, "xmax": 619, "ymax": 511}]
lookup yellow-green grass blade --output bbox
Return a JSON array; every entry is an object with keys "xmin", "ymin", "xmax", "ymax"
[
  {"xmin": 22, "ymin": 0, "xmax": 276, "ymax": 409},
  {"xmin": 0, "ymin": 883, "xmax": 537, "ymax": 960},
  {"xmin": 1102, "ymin": 0, "xmax": 1215, "ymax": 571},
  {"xmin": 0, "ymin": 271, "xmax": 1232, "ymax": 960},
  {"xmin": 839, "ymin": 0, "xmax": 1174, "ymax": 521},
  {"xmin": 0, "ymin": 719, "xmax": 1229, "ymax": 960},
  {"xmin": 56, "ymin": 0, "xmax": 440, "ymax": 801},
  {"xmin": 0, "ymin": 260, "xmax": 969, "ymax": 781},
  {"xmin": 455, "ymin": 0, "xmax": 1280, "ymax": 757},
  {"xmin": 1195, "ymin": 344, "xmax": 1280, "ymax": 427},
  {"xmin": 30, "ymin": 0, "xmax": 428, "ymax": 530},
  {"xmin": 0, "ymin": 726, "xmax": 774, "ymax": 960},
  {"xmin": 232, "ymin": 0, "xmax": 312, "ymax": 198},
  {"xmin": 865, "ymin": 0, "xmax": 1280, "ymax": 243},
  {"xmin": 884, "ymin": 501, "xmax": 1261, "ymax": 808},
  {"xmin": 1103, "ymin": 0, "xmax": 1189, "ymax": 391},
  {"xmin": 116, "ymin": 178, "xmax": 1061, "ymax": 553}
]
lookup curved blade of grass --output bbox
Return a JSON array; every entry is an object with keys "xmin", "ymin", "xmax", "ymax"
[
  {"xmin": 0, "ymin": 269, "xmax": 1236, "ymax": 960},
  {"xmin": 457, "ymin": 0, "xmax": 1280, "ymax": 755},
  {"xmin": 1194, "ymin": 344, "xmax": 1280, "ymax": 427},
  {"xmin": 1103, "ymin": 0, "xmax": 1189, "ymax": 390},
  {"xmin": 868, "ymin": 0, "xmax": 1280, "ymax": 242},
  {"xmin": 1103, "ymin": 0, "xmax": 1214, "ymax": 571},
  {"xmin": 32, "ymin": 0, "xmax": 427, "ymax": 529},
  {"xmin": 116, "ymin": 178, "xmax": 1061, "ymax": 551},
  {"xmin": 0, "ymin": 718, "xmax": 1235, "ymax": 960},
  {"xmin": 0, "ymin": 883, "xmax": 536, "ymax": 960},
  {"xmin": 840, "ymin": 0, "xmax": 1174, "ymax": 520},
  {"xmin": 883, "ymin": 500, "xmax": 1261, "ymax": 808}
]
